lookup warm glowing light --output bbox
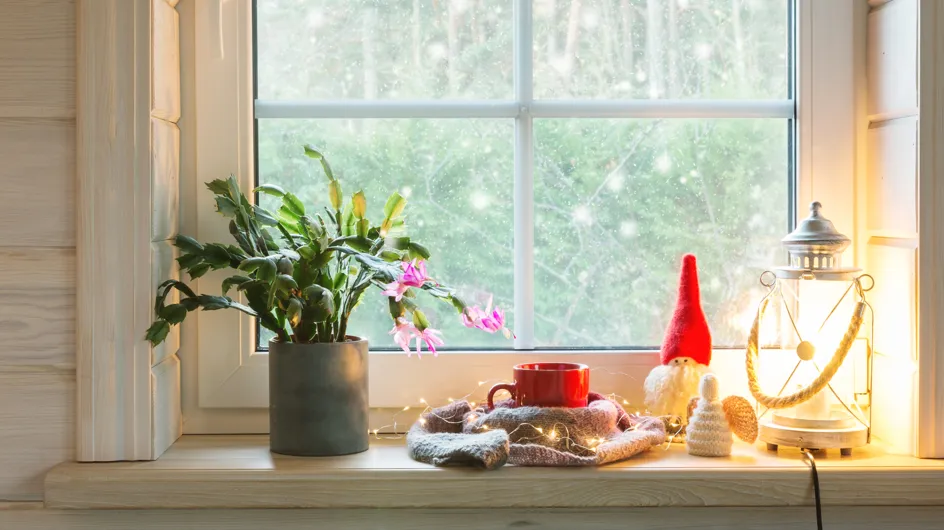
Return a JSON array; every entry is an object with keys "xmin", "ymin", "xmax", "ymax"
[
  {"xmin": 403, "ymin": 406, "xmax": 410, "ymax": 411},
  {"xmin": 478, "ymin": 381, "xmax": 485, "ymax": 386},
  {"xmin": 419, "ymin": 418, "xmax": 427, "ymax": 425},
  {"xmin": 482, "ymin": 425, "xmax": 489, "ymax": 430},
  {"xmin": 548, "ymin": 430, "xmax": 558, "ymax": 440},
  {"xmin": 536, "ymin": 427, "xmax": 544, "ymax": 434},
  {"xmin": 447, "ymin": 397, "xmax": 454, "ymax": 402},
  {"xmin": 419, "ymin": 398, "xmax": 427, "ymax": 404},
  {"xmin": 470, "ymin": 401, "xmax": 477, "ymax": 408},
  {"xmin": 622, "ymin": 400, "xmax": 629, "ymax": 405}
]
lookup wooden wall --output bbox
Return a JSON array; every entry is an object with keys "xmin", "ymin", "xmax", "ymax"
[
  {"xmin": 864, "ymin": 0, "xmax": 920, "ymax": 455},
  {"xmin": 0, "ymin": 0, "xmax": 76, "ymax": 501}
]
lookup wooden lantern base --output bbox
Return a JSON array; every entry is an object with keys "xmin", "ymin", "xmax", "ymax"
[{"xmin": 759, "ymin": 416, "xmax": 869, "ymax": 456}]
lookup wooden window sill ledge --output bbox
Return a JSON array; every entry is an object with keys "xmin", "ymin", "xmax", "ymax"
[{"xmin": 44, "ymin": 435, "xmax": 944, "ymax": 510}]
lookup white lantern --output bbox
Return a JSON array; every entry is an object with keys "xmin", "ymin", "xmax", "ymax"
[{"xmin": 745, "ymin": 202, "xmax": 873, "ymax": 456}]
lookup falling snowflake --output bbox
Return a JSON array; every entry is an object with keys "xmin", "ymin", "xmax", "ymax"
[
  {"xmin": 620, "ymin": 221, "xmax": 638, "ymax": 238},
  {"xmin": 572, "ymin": 205, "xmax": 593, "ymax": 227},
  {"xmin": 655, "ymin": 154, "xmax": 672, "ymax": 173},
  {"xmin": 471, "ymin": 191, "xmax": 490, "ymax": 210}
]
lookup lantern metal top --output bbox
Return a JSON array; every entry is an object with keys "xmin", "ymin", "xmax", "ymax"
[{"xmin": 775, "ymin": 201, "xmax": 861, "ymax": 280}]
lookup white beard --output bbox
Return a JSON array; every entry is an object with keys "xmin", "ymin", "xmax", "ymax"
[{"xmin": 643, "ymin": 362, "xmax": 710, "ymax": 423}]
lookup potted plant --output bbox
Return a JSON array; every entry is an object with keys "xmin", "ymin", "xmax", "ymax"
[{"xmin": 146, "ymin": 145, "xmax": 509, "ymax": 456}]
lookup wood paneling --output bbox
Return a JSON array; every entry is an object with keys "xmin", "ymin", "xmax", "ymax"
[
  {"xmin": 867, "ymin": 118, "xmax": 917, "ymax": 235},
  {"xmin": 150, "ymin": 118, "xmax": 180, "ymax": 241},
  {"xmin": 3, "ymin": 506, "xmax": 944, "ymax": 530},
  {"xmin": 0, "ymin": 0, "xmax": 75, "ymax": 118},
  {"xmin": 867, "ymin": 0, "xmax": 918, "ymax": 117},
  {"xmin": 0, "ymin": 119, "xmax": 75, "ymax": 247},
  {"xmin": 0, "ymin": 371, "xmax": 74, "ymax": 501},
  {"xmin": 151, "ymin": 353, "xmax": 181, "ymax": 457},
  {"xmin": 45, "ymin": 435, "xmax": 944, "ymax": 510},
  {"xmin": 150, "ymin": 241, "xmax": 179, "ymax": 366},
  {"xmin": 917, "ymin": 0, "xmax": 944, "ymax": 458},
  {"xmin": 0, "ymin": 248, "xmax": 74, "ymax": 367},
  {"xmin": 151, "ymin": 0, "xmax": 180, "ymax": 122}
]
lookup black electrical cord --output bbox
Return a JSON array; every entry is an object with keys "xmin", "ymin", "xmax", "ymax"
[{"xmin": 802, "ymin": 450, "xmax": 824, "ymax": 530}]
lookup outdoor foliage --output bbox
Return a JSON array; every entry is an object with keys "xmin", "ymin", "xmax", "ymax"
[
  {"xmin": 254, "ymin": 0, "xmax": 791, "ymax": 349},
  {"xmin": 146, "ymin": 147, "xmax": 508, "ymax": 352}
]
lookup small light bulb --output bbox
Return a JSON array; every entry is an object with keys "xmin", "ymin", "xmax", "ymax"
[
  {"xmin": 419, "ymin": 418, "xmax": 427, "ymax": 425},
  {"xmin": 590, "ymin": 447, "xmax": 597, "ymax": 453},
  {"xmin": 482, "ymin": 425, "xmax": 489, "ymax": 430},
  {"xmin": 403, "ymin": 406, "xmax": 410, "ymax": 411},
  {"xmin": 470, "ymin": 401, "xmax": 476, "ymax": 408},
  {"xmin": 536, "ymin": 427, "xmax": 544, "ymax": 434},
  {"xmin": 623, "ymin": 400, "xmax": 629, "ymax": 405},
  {"xmin": 478, "ymin": 381, "xmax": 485, "ymax": 386},
  {"xmin": 372, "ymin": 429, "xmax": 379, "ymax": 435},
  {"xmin": 548, "ymin": 430, "xmax": 557, "ymax": 440},
  {"xmin": 419, "ymin": 398, "xmax": 427, "ymax": 404}
]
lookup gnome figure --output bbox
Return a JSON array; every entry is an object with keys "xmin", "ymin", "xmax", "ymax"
[{"xmin": 643, "ymin": 254, "xmax": 712, "ymax": 432}]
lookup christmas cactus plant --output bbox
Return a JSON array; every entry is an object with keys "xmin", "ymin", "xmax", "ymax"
[{"xmin": 145, "ymin": 146, "xmax": 509, "ymax": 354}]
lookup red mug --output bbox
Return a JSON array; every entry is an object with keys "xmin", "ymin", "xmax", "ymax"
[{"xmin": 487, "ymin": 362, "xmax": 590, "ymax": 409}]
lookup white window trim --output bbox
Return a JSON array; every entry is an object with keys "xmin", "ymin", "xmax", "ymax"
[{"xmin": 183, "ymin": 0, "xmax": 861, "ymax": 429}]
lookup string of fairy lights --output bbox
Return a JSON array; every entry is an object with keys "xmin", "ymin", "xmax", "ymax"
[{"xmin": 367, "ymin": 367, "xmax": 687, "ymax": 451}]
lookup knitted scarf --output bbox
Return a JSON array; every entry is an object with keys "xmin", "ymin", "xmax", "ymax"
[{"xmin": 407, "ymin": 392, "xmax": 666, "ymax": 470}]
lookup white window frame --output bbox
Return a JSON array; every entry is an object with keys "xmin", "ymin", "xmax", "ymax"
[{"xmin": 184, "ymin": 0, "xmax": 856, "ymax": 428}]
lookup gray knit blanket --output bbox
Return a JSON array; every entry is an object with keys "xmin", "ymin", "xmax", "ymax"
[{"xmin": 407, "ymin": 392, "xmax": 666, "ymax": 470}]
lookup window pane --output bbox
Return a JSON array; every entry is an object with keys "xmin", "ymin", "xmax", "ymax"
[
  {"xmin": 256, "ymin": 0, "xmax": 514, "ymax": 100},
  {"xmin": 257, "ymin": 118, "xmax": 514, "ymax": 349},
  {"xmin": 533, "ymin": 0, "xmax": 789, "ymax": 99},
  {"xmin": 533, "ymin": 118, "xmax": 788, "ymax": 347}
]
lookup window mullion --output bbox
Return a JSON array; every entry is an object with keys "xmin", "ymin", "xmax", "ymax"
[{"xmin": 514, "ymin": 0, "xmax": 534, "ymax": 349}]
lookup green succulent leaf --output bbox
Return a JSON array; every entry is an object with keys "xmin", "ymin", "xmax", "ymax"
[
  {"xmin": 282, "ymin": 192, "xmax": 305, "ymax": 218},
  {"xmin": 188, "ymin": 263, "xmax": 211, "ymax": 280},
  {"xmin": 256, "ymin": 259, "xmax": 277, "ymax": 282},
  {"xmin": 286, "ymin": 298, "xmax": 303, "ymax": 326},
  {"xmin": 237, "ymin": 256, "xmax": 268, "ymax": 273},
  {"xmin": 221, "ymin": 275, "xmax": 252, "ymax": 296},
  {"xmin": 328, "ymin": 180, "xmax": 343, "ymax": 211},
  {"xmin": 174, "ymin": 235, "xmax": 204, "ymax": 254},
  {"xmin": 205, "ymin": 179, "xmax": 230, "ymax": 195},
  {"xmin": 352, "ymin": 190, "xmax": 367, "ymax": 219},
  {"xmin": 252, "ymin": 206, "xmax": 279, "ymax": 227},
  {"xmin": 145, "ymin": 320, "xmax": 171, "ymax": 346},
  {"xmin": 383, "ymin": 192, "xmax": 407, "ymax": 219},
  {"xmin": 202, "ymin": 243, "xmax": 232, "ymax": 268},
  {"xmin": 407, "ymin": 241, "xmax": 431, "ymax": 260},
  {"xmin": 253, "ymin": 183, "xmax": 286, "ymax": 197},
  {"xmin": 176, "ymin": 253, "xmax": 204, "ymax": 270},
  {"xmin": 356, "ymin": 218, "xmax": 370, "ymax": 239},
  {"xmin": 275, "ymin": 274, "xmax": 298, "ymax": 293},
  {"xmin": 214, "ymin": 196, "xmax": 239, "ymax": 217},
  {"xmin": 159, "ymin": 303, "xmax": 188, "ymax": 324},
  {"xmin": 412, "ymin": 309, "xmax": 430, "ymax": 331}
]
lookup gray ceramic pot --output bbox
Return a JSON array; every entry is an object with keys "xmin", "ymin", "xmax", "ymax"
[{"xmin": 268, "ymin": 337, "xmax": 369, "ymax": 456}]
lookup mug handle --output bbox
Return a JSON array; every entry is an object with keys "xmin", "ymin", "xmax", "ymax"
[{"xmin": 487, "ymin": 383, "xmax": 516, "ymax": 410}]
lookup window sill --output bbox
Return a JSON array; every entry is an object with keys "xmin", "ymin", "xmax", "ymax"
[{"xmin": 45, "ymin": 435, "xmax": 944, "ymax": 510}]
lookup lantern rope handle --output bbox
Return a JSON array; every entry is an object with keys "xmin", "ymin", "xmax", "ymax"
[{"xmin": 745, "ymin": 295, "xmax": 867, "ymax": 410}]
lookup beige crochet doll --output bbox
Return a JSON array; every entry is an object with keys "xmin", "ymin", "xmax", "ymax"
[{"xmin": 685, "ymin": 374, "xmax": 758, "ymax": 457}]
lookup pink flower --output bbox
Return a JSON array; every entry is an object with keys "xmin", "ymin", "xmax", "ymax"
[
  {"xmin": 461, "ymin": 297, "xmax": 514, "ymax": 339},
  {"xmin": 388, "ymin": 317, "xmax": 445, "ymax": 358},
  {"xmin": 381, "ymin": 259, "xmax": 430, "ymax": 301}
]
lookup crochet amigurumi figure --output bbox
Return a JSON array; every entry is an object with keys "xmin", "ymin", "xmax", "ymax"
[{"xmin": 685, "ymin": 373, "xmax": 758, "ymax": 457}]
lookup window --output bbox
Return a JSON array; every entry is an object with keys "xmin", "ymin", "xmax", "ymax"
[
  {"xmin": 189, "ymin": 0, "xmax": 851, "ymax": 417},
  {"xmin": 253, "ymin": 0, "xmax": 793, "ymax": 351}
]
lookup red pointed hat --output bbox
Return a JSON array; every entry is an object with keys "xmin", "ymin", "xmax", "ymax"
[{"xmin": 660, "ymin": 254, "xmax": 712, "ymax": 366}]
